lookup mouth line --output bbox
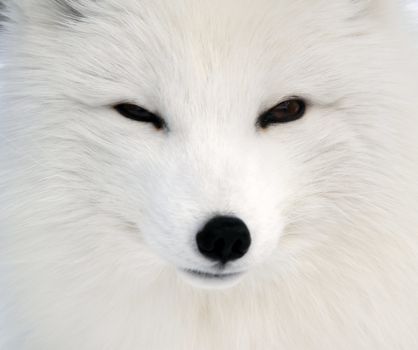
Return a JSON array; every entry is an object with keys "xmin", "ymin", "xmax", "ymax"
[{"xmin": 183, "ymin": 269, "xmax": 242, "ymax": 280}]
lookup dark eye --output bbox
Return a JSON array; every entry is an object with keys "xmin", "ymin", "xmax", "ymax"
[
  {"xmin": 257, "ymin": 98, "xmax": 306, "ymax": 129},
  {"xmin": 114, "ymin": 103, "xmax": 166, "ymax": 130}
]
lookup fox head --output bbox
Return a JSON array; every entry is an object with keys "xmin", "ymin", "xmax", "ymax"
[{"xmin": 0, "ymin": 0, "xmax": 417, "ymax": 292}]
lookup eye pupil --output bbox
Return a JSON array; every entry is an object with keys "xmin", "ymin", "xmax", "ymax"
[
  {"xmin": 258, "ymin": 98, "xmax": 306, "ymax": 128},
  {"xmin": 287, "ymin": 100, "xmax": 301, "ymax": 114},
  {"xmin": 114, "ymin": 103, "xmax": 166, "ymax": 130}
]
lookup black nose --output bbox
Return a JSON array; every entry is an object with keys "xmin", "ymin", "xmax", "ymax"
[{"xmin": 196, "ymin": 216, "xmax": 251, "ymax": 264}]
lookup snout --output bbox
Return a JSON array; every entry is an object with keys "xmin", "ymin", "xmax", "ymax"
[
  {"xmin": 178, "ymin": 215, "xmax": 252, "ymax": 289},
  {"xmin": 196, "ymin": 215, "xmax": 251, "ymax": 264}
]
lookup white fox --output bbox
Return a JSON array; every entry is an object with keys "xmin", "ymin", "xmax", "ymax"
[{"xmin": 0, "ymin": 0, "xmax": 418, "ymax": 349}]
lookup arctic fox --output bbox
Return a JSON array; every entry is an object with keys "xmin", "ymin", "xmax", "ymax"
[{"xmin": 1, "ymin": 0, "xmax": 418, "ymax": 349}]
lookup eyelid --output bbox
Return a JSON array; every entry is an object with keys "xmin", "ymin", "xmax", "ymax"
[
  {"xmin": 260, "ymin": 96, "xmax": 309, "ymax": 115},
  {"xmin": 114, "ymin": 101, "xmax": 153, "ymax": 113},
  {"xmin": 256, "ymin": 97, "xmax": 307, "ymax": 129},
  {"xmin": 113, "ymin": 102, "xmax": 167, "ymax": 130}
]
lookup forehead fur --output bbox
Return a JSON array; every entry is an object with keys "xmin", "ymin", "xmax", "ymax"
[
  {"xmin": 0, "ymin": 0, "xmax": 411, "ymax": 114},
  {"xmin": 52, "ymin": 0, "xmax": 85, "ymax": 19},
  {"xmin": 0, "ymin": 1, "xmax": 7, "ymax": 26},
  {"xmin": 1, "ymin": 0, "xmax": 404, "ymax": 23}
]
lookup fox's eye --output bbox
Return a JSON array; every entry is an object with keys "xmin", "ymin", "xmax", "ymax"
[
  {"xmin": 114, "ymin": 103, "xmax": 166, "ymax": 130},
  {"xmin": 257, "ymin": 98, "xmax": 306, "ymax": 129}
]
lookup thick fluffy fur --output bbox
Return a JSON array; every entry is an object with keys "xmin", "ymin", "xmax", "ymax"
[{"xmin": 1, "ymin": 0, "xmax": 418, "ymax": 349}]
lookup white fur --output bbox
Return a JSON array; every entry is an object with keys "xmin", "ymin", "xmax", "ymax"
[{"xmin": 1, "ymin": 0, "xmax": 418, "ymax": 349}]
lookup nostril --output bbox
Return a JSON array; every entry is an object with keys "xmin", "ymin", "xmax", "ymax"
[
  {"xmin": 232, "ymin": 240, "xmax": 244, "ymax": 254},
  {"xmin": 196, "ymin": 216, "xmax": 251, "ymax": 263},
  {"xmin": 199, "ymin": 239, "xmax": 215, "ymax": 253}
]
